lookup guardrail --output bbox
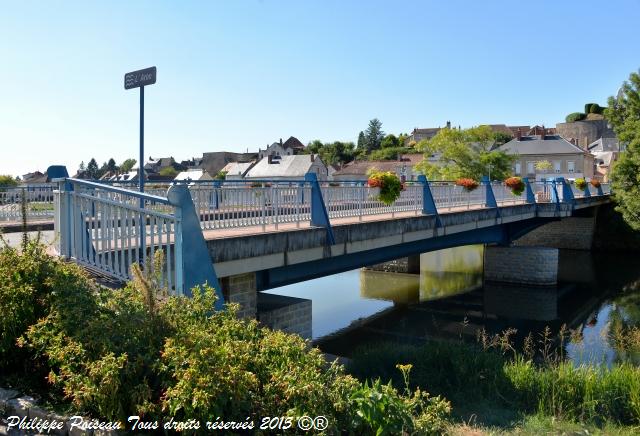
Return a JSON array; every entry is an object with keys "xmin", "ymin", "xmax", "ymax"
[
  {"xmin": 53, "ymin": 175, "xmax": 610, "ymax": 296},
  {"xmin": 54, "ymin": 179, "xmax": 221, "ymax": 304},
  {"xmin": 0, "ymin": 184, "xmax": 55, "ymax": 222}
]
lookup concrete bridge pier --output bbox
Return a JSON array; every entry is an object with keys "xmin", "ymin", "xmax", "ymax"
[
  {"xmin": 219, "ymin": 272, "xmax": 312, "ymax": 339},
  {"xmin": 484, "ymin": 245, "xmax": 559, "ymax": 286}
]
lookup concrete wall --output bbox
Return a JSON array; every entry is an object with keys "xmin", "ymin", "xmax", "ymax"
[
  {"xmin": 513, "ymin": 217, "xmax": 595, "ymax": 250},
  {"xmin": 257, "ymin": 293, "xmax": 312, "ymax": 339},
  {"xmin": 220, "ymin": 272, "xmax": 257, "ymax": 319},
  {"xmin": 484, "ymin": 245, "xmax": 558, "ymax": 285}
]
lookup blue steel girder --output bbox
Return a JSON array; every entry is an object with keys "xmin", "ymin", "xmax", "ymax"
[{"xmin": 255, "ymin": 216, "xmax": 556, "ymax": 291}]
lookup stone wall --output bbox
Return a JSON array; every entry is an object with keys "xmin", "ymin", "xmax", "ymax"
[
  {"xmin": 513, "ymin": 217, "xmax": 595, "ymax": 250},
  {"xmin": 257, "ymin": 293, "xmax": 312, "ymax": 339},
  {"xmin": 484, "ymin": 246, "xmax": 558, "ymax": 285},
  {"xmin": 220, "ymin": 272, "xmax": 257, "ymax": 319},
  {"xmin": 556, "ymin": 119, "xmax": 614, "ymax": 147}
]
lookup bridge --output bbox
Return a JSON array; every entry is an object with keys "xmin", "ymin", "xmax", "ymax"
[{"xmin": 4, "ymin": 171, "xmax": 611, "ymax": 317}]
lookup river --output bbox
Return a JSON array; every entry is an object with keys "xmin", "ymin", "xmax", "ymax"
[{"xmin": 264, "ymin": 245, "xmax": 640, "ymax": 365}]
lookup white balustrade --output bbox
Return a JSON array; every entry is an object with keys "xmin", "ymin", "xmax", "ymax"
[{"xmin": 0, "ymin": 184, "xmax": 55, "ymax": 221}]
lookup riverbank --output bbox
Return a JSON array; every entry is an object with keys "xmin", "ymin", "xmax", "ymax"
[{"xmin": 346, "ymin": 325, "xmax": 640, "ymax": 434}]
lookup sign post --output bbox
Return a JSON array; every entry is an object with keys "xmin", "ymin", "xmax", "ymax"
[{"xmin": 124, "ymin": 66, "xmax": 156, "ymax": 265}]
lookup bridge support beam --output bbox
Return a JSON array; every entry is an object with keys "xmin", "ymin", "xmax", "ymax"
[{"xmin": 484, "ymin": 245, "xmax": 558, "ymax": 286}]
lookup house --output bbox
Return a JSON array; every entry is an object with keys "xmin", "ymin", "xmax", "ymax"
[
  {"xmin": 258, "ymin": 137, "xmax": 306, "ymax": 159},
  {"xmin": 497, "ymin": 134, "xmax": 595, "ymax": 181},
  {"xmin": 405, "ymin": 121, "xmax": 451, "ymax": 144},
  {"xmin": 220, "ymin": 161, "xmax": 257, "ymax": 180},
  {"xmin": 21, "ymin": 171, "xmax": 48, "ymax": 185},
  {"xmin": 244, "ymin": 154, "xmax": 328, "ymax": 181},
  {"xmin": 173, "ymin": 169, "xmax": 212, "ymax": 183},
  {"xmin": 143, "ymin": 157, "xmax": 186, "ymax": 175},
  {"xmin": 199, "ymin": 152, "xmax": 257, "ymax": 176},
  {"xmin": 332, "ymin": 154, "xmax": 424, "ymax": 182}
]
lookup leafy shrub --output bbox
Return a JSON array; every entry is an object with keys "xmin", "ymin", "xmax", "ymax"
[
  {"xmin": 575, "ymin": 178, "xmax": 587, "ymax": 190},
  {"xmin": 589, "ymin": 103, "xmax": 604, "ymax": 114},
  {"xmin": 0, "ymin": 238, "xmax": 96, "ymax": 372},
  {"xmin": 455, "ymin": 178, "xmax": 479, "ymax": 192},
  {"xmin": 566, "ymin": 112, "xmax": 587, "ymax": 123},
  {"xmin": 12, "ymin": 245, "xmax": 450, "ymax": 432},
  {"xmin": 367, "ymin": 170, "xmax": 403, "ymax": 205},
  {"xmin": 505, "ymin": 176, "xmax": 525, "ymax": 196}
]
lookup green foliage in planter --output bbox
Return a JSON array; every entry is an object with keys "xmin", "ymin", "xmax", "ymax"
[
  {"xmin": 368, "ymin": 170, "xmax": 403, "ymax": 205},
  {"xmin": 575, "ymin": 178, "xmax": 587, "ymax": 190}
]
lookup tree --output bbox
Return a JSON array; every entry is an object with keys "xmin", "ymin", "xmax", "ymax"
[
  {"xmin": 86, "ymin": 158, "xmax": 99, "ymax": 179},
  {"xmin": 363, "ymin": 118, "xmax": 385, "ymax": 153},
  {"xmin": 305, "ymin": 140, "xmax": 355, "ymax": 166},
  {"xmin": 78, "ymin": 161, "xmax": 85, "ymax": 171},
  {"xmin": 159, "ymin": 167, "xmax": 178, "ymax": 177},
  {"xmin": 380, "ymin": 134, "xmax": 400, "ymax": 149},
  {"xmin": 606, "ymin": 70, "xmax": 640, "ymax": 230},
  {"xmin": 493, "ymin": 132, "xmax": 513, "ymax": 146},
  {"xmin": 0, "ymin": 175, "xmax": 18, "ymax": 187},
  {"xmin": 120, "ymin": 159, "xmax": 137, "ymax": 173},
  {"xmin": 535, "ymin": 160, "xmax": 553, "ymax": 173},
  {"xmin": 369, "ymin": 146, "xmax": 410, "ymax": 161},
  {"xmin": 357, "ymin": 131, "xmax": 365, "ymax": 150},
  {"xmin": 107, "ymin": 158, "xmax": 117, "ymax": 173},
  {"xmin": 414, "ymin": 125, "xmax": 515, "ymax": 181}
]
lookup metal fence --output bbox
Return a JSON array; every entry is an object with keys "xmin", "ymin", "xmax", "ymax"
[
  {"xmin": 56, "ymin": 179, "xmax": 183, "ymax": 293},
  {"xmin": 0, "ymin": 184, "xmax": 55, "ymax": 222}
]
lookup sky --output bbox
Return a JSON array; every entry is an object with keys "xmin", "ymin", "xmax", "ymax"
[{"xmin": 1, "ymin": 0, "xmax": 639, "ymax": 177}]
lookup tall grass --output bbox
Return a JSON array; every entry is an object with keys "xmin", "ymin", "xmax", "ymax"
[{"xmin": 348, "ymin": 325, "xmax": 640, "ymax": 426}]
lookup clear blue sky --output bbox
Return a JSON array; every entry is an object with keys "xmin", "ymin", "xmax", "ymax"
[{"xmin": 1, "ymin": 0, "xmax": 639, "ymax": 177}]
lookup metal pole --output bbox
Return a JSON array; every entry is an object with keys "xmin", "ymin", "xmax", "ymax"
[{"xmin": 139, "ymin": 86, "xmax": 146, "ymax": 264}]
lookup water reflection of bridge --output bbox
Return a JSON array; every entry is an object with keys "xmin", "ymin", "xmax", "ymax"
[{"xmin": 318, "ymin": 248, "xmax": 607, "ymax": 356}]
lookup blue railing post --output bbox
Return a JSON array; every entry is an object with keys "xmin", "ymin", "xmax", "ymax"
[
  {"xmin": 304, "ymin": 172, "xmax": 335, "ymax": 245},
  {"xmin": 523, "ymin": 177, "xmax": 535, "ymax": 203},
  {"xmin": 212, "ymin": 180, "xmax": 222, "ymax": 210},
  {"xmin": 481, "ymin": 176, "xmax": 498, "ymax": 208},
  {"xmin": 557, "ymin": 177, "xmax": 574, "ymax": 204},
  {"xmin": 583, "ymin": 180, "xmax": 591, "ymax": 198},
  {"xmin": 596, "ymin": 183, "xmax": 604, "ymax": 196},
  {"xmin": 167, "ymin": 184, "xmax": 224, "ymax": 309},
  {"xmin": 417, "ymin": 175, "xmax": 440, "ymax": 225},
  {"xmin": 548, "ymin": 178, "xmax": 560, "ymax": 205},
  {"xmin": 53, "ymin": 178, "xmax": 72, "ymax": 258}
]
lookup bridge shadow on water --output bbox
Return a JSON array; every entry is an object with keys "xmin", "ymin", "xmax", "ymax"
[{"xmin": 304, "ymin": 246, "xmax": 640, "ymax": 366}]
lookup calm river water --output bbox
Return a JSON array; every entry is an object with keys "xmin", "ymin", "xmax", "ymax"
[{"xmin": 264, "ymin": 246, "xmax": 640, "ymax": 365}]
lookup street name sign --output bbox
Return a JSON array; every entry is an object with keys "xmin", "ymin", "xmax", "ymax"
[{"xmin": 124, "ymin": 66, "xmax": 157, "ymax": 90}]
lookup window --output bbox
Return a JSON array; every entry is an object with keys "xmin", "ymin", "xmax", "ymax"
[
  {"xmin": 515, "ymin": 162, "xmax": 521, "ymax": 175},
  {"xmin": 527, "ymin": 162, "xmax": 535, "ymax": 175},
  {"xmin": 568, "ymin": 161, "xmax": 575, "ymax": 173},
  {"xmin": 554, "ymin": 161, "xmax": 561, "ymax": 173}
]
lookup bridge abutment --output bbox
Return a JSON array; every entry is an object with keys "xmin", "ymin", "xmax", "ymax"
[
  {"xmin": 220, "ymin": 273, "xmax": 258, "ymax": 319},
  {"xmin": 484, "ymin": 245, "xmax": 558, "ymax": 286}
]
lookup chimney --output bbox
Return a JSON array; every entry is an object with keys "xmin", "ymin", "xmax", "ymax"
[
  {"xmin": 516, "ymin": 129, "xmax": 522, "ymax": 140},
  {"xmin": 280, "ymin": 138, "xmax": 283, "ymax": 146},
  {"xmin": 540, "ymin": 125, "xmax": 545, "ymax": 140},
  {"xmin": 446, "ymin": 120, "xmax": 451, "ymax": 129}
]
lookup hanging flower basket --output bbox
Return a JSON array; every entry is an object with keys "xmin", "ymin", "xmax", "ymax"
[
  {"xmin": 575, "ymin": 178, "xmax": 587, "ymax": 190},
  {"xmin": 455, "ymin": 178, "xmax": 479, "ymax": 192},
  {"xmin": 504, "ymin": 176, "xmax": 525, "ymax": 196},
  {"xmin": 590, "ymin": 179, "xmax": 601, "ymax": 188},
  {"xmin": 367, "ymin": 170, "xmax": 402, "ymax": 205}
]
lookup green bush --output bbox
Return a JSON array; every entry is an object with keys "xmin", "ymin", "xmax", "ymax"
[
  {"xmin": 566, "ymin": 112, "xmax": 587, "ymax": 123},
  {"xmin": 589, "ymin": 103, "xmax": 604, "ymax": 114},
  {"xmin": 585, "ymin": 103, "xmax": 597, "ymax": 114},
  {"xmin": 0, "ymin": 238, "xmax": 96, "ymax": 372},
  {"xmin": 10, "ymin": 243, "xmax": 450, "ymax": 432}
]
